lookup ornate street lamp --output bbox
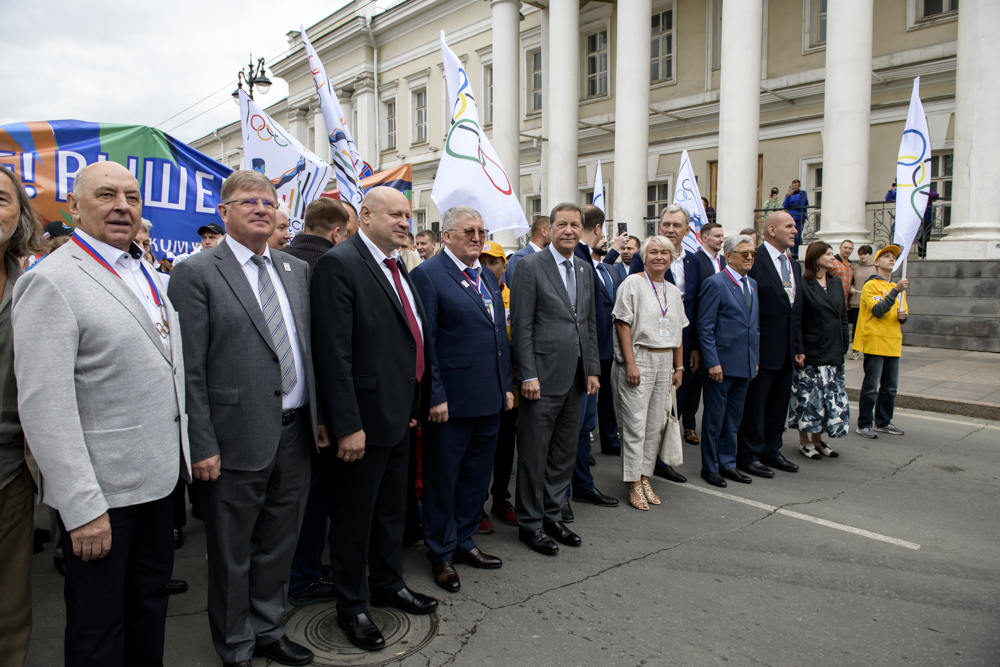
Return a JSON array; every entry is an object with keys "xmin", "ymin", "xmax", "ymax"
[{"xmin": 232, "ymin": 54, "xmax": 272, "ymax": 103}]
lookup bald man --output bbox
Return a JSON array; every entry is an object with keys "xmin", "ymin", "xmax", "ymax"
[
  {"xmin": 14, "ymin": 161, "xmax": 191, "ymax": 666},
  {"xmin": 311, "ymin": 186, "xmax": 438, "ymax": 650}
]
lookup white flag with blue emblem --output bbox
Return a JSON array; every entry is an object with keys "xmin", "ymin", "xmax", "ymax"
[
  {"xmin": 892, "ymin": 77, "xmax": 931, "ymax": 270},
  {"xmin": 672, "ymin": 150, "xmax": 708, "ymax": 253},
  {"xmin": 593, "ymin": 160, "xmax": 605, "ymax": 213}
]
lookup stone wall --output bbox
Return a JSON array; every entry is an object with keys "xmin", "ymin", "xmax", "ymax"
[{"xmin": 901, "ymin": 260, "xmax": 1000, "ymax": 352}]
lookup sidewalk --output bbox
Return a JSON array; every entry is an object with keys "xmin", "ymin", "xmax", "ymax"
[{"xmin": 844, "ymin": 345, "xmax": 1000, "ymax": 420}]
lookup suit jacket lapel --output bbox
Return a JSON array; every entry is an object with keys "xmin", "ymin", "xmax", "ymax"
[
  {"xmin": 213, "ymin": 242, "xmax": 276, "ymax": 353},
  {"xmin": 71, "ymin": 245, "xmax": 170, "ymax": 360},
  {"xmin": 271, "ymin": 251, "xmax": 309, "ymax": 355},
  {"xmin": 352, "ymin": 234, "xmax": 407, "ymax": 323},
  {"xmin": 540, "ymin": 249, "xmax": 576, "ymax": 316},
  {"xmin": 444, "ymin": 260, "xmax": 492, "ymax": 322},
  {"xmin": 758, "ymin": 243, "xmax": 786, "ymax": 293}
]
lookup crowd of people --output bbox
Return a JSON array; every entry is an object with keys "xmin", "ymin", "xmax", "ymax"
[{"xmin": 0, "ymin": 161, "xmax": 912, "ymax": 667}]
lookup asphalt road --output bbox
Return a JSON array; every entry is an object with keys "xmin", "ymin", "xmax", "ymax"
[{"xmin": 26, "ymin": 404, "xmax": 1000, "ymax": 666}]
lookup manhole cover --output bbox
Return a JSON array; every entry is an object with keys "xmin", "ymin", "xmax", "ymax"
[{"xmin": 283, "ymin": 605, "xmax": 438, "ymax": 666}]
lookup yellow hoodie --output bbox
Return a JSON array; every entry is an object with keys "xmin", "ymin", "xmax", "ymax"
[{"xmin": 852, "ymin": 275, "xmax": 906, "ymax": 357}]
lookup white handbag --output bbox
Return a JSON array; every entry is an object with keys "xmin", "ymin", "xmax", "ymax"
[{"xmin": 658, "ymin": 384, "xmax": 683, "ymax": 467}]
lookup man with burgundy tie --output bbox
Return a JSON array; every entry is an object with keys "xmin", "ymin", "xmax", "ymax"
[
  {"xmin": 409, "ymin": 206, "xmax": 513, "ymax": 594},
  {"xmin": 311, "ymin": 186, "xmax": 439, "ymax": 651}
]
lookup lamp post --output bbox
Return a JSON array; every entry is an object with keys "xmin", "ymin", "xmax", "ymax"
[{"xmin": 231, "ymin": 54, "xmax": 272, "ymax": 103}]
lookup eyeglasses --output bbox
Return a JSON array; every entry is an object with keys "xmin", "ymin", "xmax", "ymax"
[
  {"xmin": 733, "ymin": 251, "xmax": 757, "ymax": 258},
  {"xmin": 223, "ymin": 197, "xmax": 276, "ymax": 210},
  {"xmin": 448, "ymin": 227, "xmax": 487, "ymax": 239}
]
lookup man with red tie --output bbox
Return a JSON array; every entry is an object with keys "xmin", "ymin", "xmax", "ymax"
[{"xmin": 311, "ymin": 186, "xmax": 439, "ymax": 651}]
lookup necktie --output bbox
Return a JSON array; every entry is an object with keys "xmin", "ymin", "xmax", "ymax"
[
  {"xmin": 250, "ymin": 256, "xmax": 297, "ymax": 395},
  {"xmin": 562, "ymin": 258, "xmax": 577, "ymax": 308},
  {"xmin": 384, "ymin": 258, "xmax": 425, "ymax": 380},
  {"xmin": 463, "ymin": 267, "xmax": 493, "ymax": 317},
  {"xmin": 741, "ymin": 276, "xmax": 752, "ymax": 310},
  {"xmin": 779, "ymin": 254, "xmax": 791, "ymax": 285},
  {"xmin": 596, "ymin": 263, "xmax": 614, "ymax": 300}
]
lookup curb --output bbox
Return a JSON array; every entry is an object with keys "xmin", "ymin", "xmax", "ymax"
[{"xmin": 846, "ymin": 387, "xmax": 1000, "ymax": 421}]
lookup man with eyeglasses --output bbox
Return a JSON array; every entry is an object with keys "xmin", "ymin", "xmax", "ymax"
[
  {"xmin": 736, "ymin": 211, "xmax": 804, "ymax": 481},
  {"xmin": 169, "ymin": 170, "xmax": 324, "ymax": 667},
  {"xmin": 409, "ymin": 207, "xmax": 513, "ymax": 594}
]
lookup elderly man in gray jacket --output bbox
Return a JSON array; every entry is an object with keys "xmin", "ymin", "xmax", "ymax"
[{"xmin": 13, "ymin": 161, "xmax": 191, "ymax": 667}]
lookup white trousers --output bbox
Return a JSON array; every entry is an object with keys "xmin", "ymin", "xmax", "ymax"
[{"xmin": 612, "ymin": 347, "xmax": 674, "ymax": 482}]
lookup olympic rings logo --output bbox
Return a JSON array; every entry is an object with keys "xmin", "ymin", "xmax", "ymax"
[
  {"xmin": 442, "ymin": 67, "xmax": 512, "ymax": 196},
  {"xmin": 897, "ymin": 129, "xmax": 931, "ymax": 219},
  {"xmin": 249, "ymin": 114, "xmax": 290, "ymax": 147}
]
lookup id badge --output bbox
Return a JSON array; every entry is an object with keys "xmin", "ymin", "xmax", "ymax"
[
  {"xmin": 484, "ymin": 296, "xmax": 494, "ymax": 319},
  {"xmin": 658, "ymin": 317, "xmax": 670, "ymax": 337}
]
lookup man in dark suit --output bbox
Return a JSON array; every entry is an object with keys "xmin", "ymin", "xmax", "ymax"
[
  {"xmin": 169, "ymin": 170, "xmax": 319, "ymax": 667},
  {"xmin": 602, "ymin": 233, "xmax": 639, "ymax": 283},
  {"xmin": 687, "ymin": 222, "xmax": 726, "ymax": 445},
  {"xmin": 311, "ymin": 186, "xmax": 438, "ymax": 651},
  {"xmin": 282, "ymin": 196, "xmax": 350, "ymax": 607},
  {"xmin": 503, "ymin": 215, "xmax": 548, "ymax": 287},
  {"xmin": 409, "ymin": 206, "xmax": 513, "ymax": 593},
  {"xmin": 568, "ymin": 205, "xmax": 619, "ymax": 508},
  {"xmin": 511, "ymin": 203, "xmax": 600, "ymax": 556},
  {"xmin": 697, "ymin": 234, "xmax": 760, "ymax": 488},
  {"xmin": 737, "ymin": 211, "xmax": 804, "ymax": 478}
]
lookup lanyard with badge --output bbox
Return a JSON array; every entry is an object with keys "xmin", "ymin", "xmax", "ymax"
[
  {"xmin": 465, "ymin": 269, "xmax": 494, "ymax": 319},
  {"xmin": 72, "ymin": 234, "xmax": 170, "ymax": 340},
  {"xmin": 644, "ymin": 271, "xmax": 670, "ymax": 337}
]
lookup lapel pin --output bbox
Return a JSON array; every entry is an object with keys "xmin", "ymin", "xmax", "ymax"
[
  {"xmin": 283, "ymin": 262, "xmax": 291, "ymax": 272},
  {"xmin": 461, "ymin": 280, "xmax": 469, "ymax": 288}
]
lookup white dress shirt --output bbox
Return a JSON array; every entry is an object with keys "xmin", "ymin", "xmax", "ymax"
[
  {"xmin": 670, "ymin": 247, "xmax": 687, "ymax": 298},
  {"xmin": 701, "ymin": 247, "xmax": 723, "ymax": 274},
  {"xmin": 76, "ymin": 229, "xmax": 169, "ymax": 346},
  {"xmin": 763, "ymin": 240, "xmax": 796, "ymax": 300},
  {"xmin": 548, "ymin": 242, "xmax": 576, "ymax": 292},
  {"xmin": 358, "ymin": 229, "xmax": 424, "ymax": 337},
  {"xmin": 724, "ymin": 265, "xmax": 753, "ymax": 296},
  {"xmin": 528, "ymin": 241, "xmax": 543, "ymax": 253},
  {"xmin": 225, "ymin": 236, "xmax": 307, "ymax": 410},
  {"xmin": 443, "ymin": 246, "xmax": 481, "ymax": 273}
]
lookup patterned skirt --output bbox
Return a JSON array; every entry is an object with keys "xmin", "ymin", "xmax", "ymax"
[{"xmin": 788, "ymin": 364, "xmax": 850, "ymax": 438}]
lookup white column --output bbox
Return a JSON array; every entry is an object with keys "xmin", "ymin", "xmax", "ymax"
[
  {"xmin": 540, "ymin": 6, "xmax": 550, "ymax": 215},
  {"xmin": 612, "ymin": 0, "xmax": 652, "ymax": 236},
  {"xmin": 351, "ymin": 74, "xmax": 377, "ymax": 167},
  {"xmin": 928, "ymin": 0, "xmax": 1000, "ymax": 259},
  {"xmin": 491, "ymin": 0, "xmax": 520, "ymax": 251},
  {"xmin": 547, "ymin": 0, "xmax": 579, "ymax": 205},
  {"xmin": 286, "ymin": 107, "xmax": 308, "ymax": 146},
  {"xmin": 715, "ymin": 0, "xmax": 763, "ymax": 237},
  {"xmin": 818, "ymin": 0, "xmax": 874, "ymax": 250}
]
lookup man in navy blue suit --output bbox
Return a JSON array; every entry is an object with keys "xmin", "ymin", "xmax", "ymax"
[
  {"xmin": 409, "ymin": 207, "xmax": 513, "ymax": 594},
  {"xmin": 503, "ymin": 216, "xmax": 549, "ymax": 288},
  {"xmin": 697, "ymin": 234, "xmax": 760, "ymax": 488}
]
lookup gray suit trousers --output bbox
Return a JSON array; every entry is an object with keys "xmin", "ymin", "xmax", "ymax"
[
  {"xmin": 200, "ymin": 414, "xmax": 311, "ymax": 663},
  {"xmin": 515, "ymin": 364, "xmax": 586, "ymax": 531}
]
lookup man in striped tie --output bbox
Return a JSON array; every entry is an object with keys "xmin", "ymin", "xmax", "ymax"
[{"xmin": 169, "ymin": 170, "xmax": 323, "ymax": 667}]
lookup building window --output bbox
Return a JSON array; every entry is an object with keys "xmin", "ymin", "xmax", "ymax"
[
  {"xmin": 385, "ymin": 100, "xmax": 396, "ymax": 150},
  {"xmin": 526, "ymin": 196, "xmax": 541, "ymax": 222},
  {"xmin": 529, "ymin": 50, "xmax": 543, "ymax": 112},
  {"xmin": 413, "ymin": 209, "xmax": 428, "ymax": 231},
  {"xmin": 651, "ymin": 8, "xmax": 674, "ymax": 83},
  {"xmin": 711, "ymin": 0, "xmax": 723, "ymax": 71},
  {"xmin": 921, "ymin": 0, "xmax": 958, "ymax": 19},
  {"xmin": 585, "ymin": 30, "xmax": 609, "ymax": 98},
  {"xmin": 808, "ymin": 0, "xmax": 828, "ymax": 47},
  {"xmin": 413, "ymin": 89, "xmax": 428, "ymax": 144},
  {"xmin": 929, "ymin": 152, "xmax": 953, "ymax": 226},
  {"xmin": 810, "ymin": 165, "xmax": 823, "ymax": 210},
  {"xmin": 647, "ymin": 182, "xmax": 672, "ymax": 219},
  {"xmin": 483, "ymin": 65, "xmax": 494, "ymax": 126}
]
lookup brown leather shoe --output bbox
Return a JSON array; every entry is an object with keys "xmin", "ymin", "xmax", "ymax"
[
  {"xmin": 454, "ymin": 547, "xmax": 503, "ymax": 569},
  {"xmin": 431, "ymin": 560, "xmax": 460, "ymax": 592},
  {"xmin": 684, "ymin": 429, "xmax": 699, "ymax": 444}
]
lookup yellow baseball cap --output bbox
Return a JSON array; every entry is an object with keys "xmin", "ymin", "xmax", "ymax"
[
  {"xmin": 480, "ymin": 241, "xmax": 506, "ymax": 259},
  {"xmin": 873, "ymin": 244, "xmax": 901, "ymax": 263}
]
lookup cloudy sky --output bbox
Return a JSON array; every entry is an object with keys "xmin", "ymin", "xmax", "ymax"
[{"xmin": 0, "ymin": 0, "xmax": 355, "ymax": 143}]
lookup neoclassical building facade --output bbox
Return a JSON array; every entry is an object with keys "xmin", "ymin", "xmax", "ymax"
[{"xmin": 192, "ymin": 0, "xmax": 997, "ymax": 262}]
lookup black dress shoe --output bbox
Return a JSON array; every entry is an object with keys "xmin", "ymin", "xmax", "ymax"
[
  {"xmin": 738, "ymin": 461, "xmax": 775, "ymax": 478},
  {"xmin": 222, "ymin": 661, "xmax": 251, "ymax": 667},
  {"xmin": 571, "ymin": 488, "xmax": 620, "ymax": 507},
  {"xmin": 165, "ymin": 579, "xmax": 188, "ymax": 595},
  {"xmin": 454, "ymin": 547, "xmax": 503, "ymax": 569},
  {"xmin": 653, "ymin": 464, "xmax": 687, "ymax": 483},
  {"xmin": 173, "ymin": 527, "xmax": 184, "ymax": 550},
  {"xmin": 337, "ymin": 613, "xmax": 385, "ymax": 651},
  {"xmin": 371, "ymin": 586, "xmax": 439, "ymax": 615},
  {"xmin": 254, "ymin": 636, "xmax": 314, "ymax": 666},
  {"xmin": 762, "ymin": 452, "xmax": 799, "ymax": 473},
  {"xmin": 429, "ymin": 560, "xmax": 460, "ymax": 592},
  {"xmin": 53, "ymin": 556, "xmax": 66, "ymax": 577},
  {"xmin": 700, "ymin": 470, "xmax": 727, "ymax": 488},
  {"xmin": 290, "ymin": 578, "xmax": 337, "ymax": 607},
  {"xmin": 601, "ymin": 447, "xmax": 621, "ymax": 456},
  {"xmin": 519, "ymin": 528, "xmax": 559, "ymax": 555},
  {"xmin": 543, "ymin": 521, "xmax": 582, "ymax": 547},
  {"xmin": 720, "ymin": 467, "xmax": 752, "ymax": 484},
  {"xmin": 588, "ymin": 454, "xmax": 596, "ymax": 466},
  {"xmin": 560, "ymin": 498, "xmax": 575, "ymax": 523}
]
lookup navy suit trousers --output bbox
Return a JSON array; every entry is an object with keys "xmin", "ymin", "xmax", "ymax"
[
  {"xmin": 700, "ymin": 376, "xmax": 750, "ymax": 473},
  {"xmin": 423, "ymin": 414, "xmax": 501, "ymax": 562}
]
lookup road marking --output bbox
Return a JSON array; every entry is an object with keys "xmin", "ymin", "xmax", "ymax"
[
  {"xmin": 664, "ymin": 482, "xmax": 921, "ymax": 550},
  {"xmin": 893, "ymin": 411, "xmax": 1000, "ymax": 431}
]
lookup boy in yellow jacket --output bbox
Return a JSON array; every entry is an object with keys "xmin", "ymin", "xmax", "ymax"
[{"xmin": 852, "ymin": 244, "xmax": 909, "ymax": 439}]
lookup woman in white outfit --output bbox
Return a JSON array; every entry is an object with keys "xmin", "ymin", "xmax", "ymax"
[{"xmin": 612, "ymin": 235, "xmax": 687, "ymax": 510}]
